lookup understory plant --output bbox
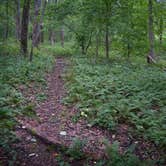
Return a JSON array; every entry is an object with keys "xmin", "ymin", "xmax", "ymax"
[
  {"xmin": 0, "ymin": 52, "xmax": 54, "ymax": 159},
  {"xmin": 64, "ymin": 56, "xmax": 166, "ymax": 150}
]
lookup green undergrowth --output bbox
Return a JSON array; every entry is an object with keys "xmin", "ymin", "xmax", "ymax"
[
  {"xmin": 64, "ymin": 56, "xmax": 166, "ymax": 151},
  {"xmin": 0, "ymin": 39, "xmax": 19, "ymax": 56},
  {"xmin": 38, "ymin": 43, "xmax": 74, "ymax": 57},
  {"xmin": 103, "ymin": 141, "xmax": 153, "ymax": 166},
  {"xmin": 0, "ymin": 52, "xmax": 54, "ymax": 159},
  {"xmin": 55, "ymin": 140, "xmax": 152, "ymax": 166}
]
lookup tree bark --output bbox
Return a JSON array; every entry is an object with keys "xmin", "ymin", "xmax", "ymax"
[
  {"xmin": 105, "ymin": 24, "xmax": 109, "ymax": 59},
  {"xmin": 31, "ymin": 0, "xmax": 47, "ymax": 55},
  {"xmin": 49, "ymin": 30, "xmax": 56, "ymax": 45},
  {"xmin": 20, "ymin": 0, "xmax": 31, "ymax": 57},
  {"xmin": 60, "ymin": 26, "xmax": 64, "ymax": 47},
  {"xmin": 15, "ymin": 0, "xmax": 21, "ymax": 40},
  {"xmin": 147, "ymin": 0, "xmax": 155, "ymax": 63},
  {"xmin": 159, "ymin": 17, "xmax": 163, "ymax": 46},
  {"xmin": 40, "ymin": 24, "xmax": 44, "ymax": 43},
  {"xmin": 5, "ymin": 0, "xmax": 9, "ymax": 40},
  {"xmin": 96, "ymin": 34, "xmax": 99, "ymax": 59},
  {"xmin": 39, "ymin": 0, "xmax": 47, "ymax": 43},
  {"xmin": 127, "ymin": 43, "xmax": 130, "ymax": 58},
  {"xmin": 81, "ymin": 43, "xmax": 85, "ymax": 55},
  {"xmin": 32, "ymin": 0, "xmax": 41, "ymax": 48}
]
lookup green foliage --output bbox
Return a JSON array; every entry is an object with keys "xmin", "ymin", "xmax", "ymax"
[
  {"xmin": 103, "ymin": 141, "xmax": 152, "ymax": 166},
  {"xmin": 55, "ymin": 155, "xmax": 71, "ymax": 166},
  {"xmin": 22, "ymin": 103, "xmax": 36, "ymax": 117},
  {"xmin": 155, "ymin": 59, "xmax": 166, "ymax": 69},
  {"xmin": 36, "ymin": 93, "xmax": 47, "ymax": 102},
  {"xmin": 40, "ymin": 44, "xmax": 74, "ymax": 57},
  {"xmin": 64, "ymin": 56, "xmax": 166, "ymax": 149},
  {"xmin": 0, "ymin": 50, "xmax": 54, "ymax": 155},
  {"xmin": 66, "ymin": 138, "xmax": 86, "ymax": 160},
  {"xmin": 0, "ymin": 39, "xmax": 20, "ymax": 56}
]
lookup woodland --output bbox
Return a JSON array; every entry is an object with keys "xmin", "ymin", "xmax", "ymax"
[{"xmin": 0, "ymin": 0, "xmax": 166, "ymax": 165}]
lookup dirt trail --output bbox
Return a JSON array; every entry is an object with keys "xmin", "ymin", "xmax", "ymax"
[
  {"xmin": 18, "ymin": 57, "xmax": 113, "ymax": 159},
  {"xmin": 16, "ymin": 57, "xmax": 163, "ymax": 164}
]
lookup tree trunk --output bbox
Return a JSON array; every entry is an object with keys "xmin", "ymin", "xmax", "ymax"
[
  {"xmin": 51, "ymin": 31, "xmax": 56, "ymax": 45},
  {"xmin": 159, "ymin": 17, "xmax": 163, "ymax": 46},
  {"xmin": 127, "ymin": 43, "xmax": 130, "ymax": 58},
  {"xmin": 29, "ymin": 0, "xmax": 42, "ymax": 61},
  {"xmin": 20, "ymin": 0, "xmax": 31, "ymax": 57},
  {"xmin": 40, "ymin": 24, "xmax": 44, "ymax": 43},
  {"xmin": 30, "ymin": 43, "xmax": 33, "ymax": 62},
  {"xmin": 147, "ymin": 0, "xmax": 155, "ymax": 63},
  {"xmin": 32, "ymin": 0, "xmax": 41, "ymax": 48},
  {"xmin": 49, "ymin": 31, "xmax": 56, "ymax": 45},
  {"xmin": 96, "ymin": 35, "xmax": 99, "ymax": 58},
  {"xmin": 39, "ymin": 0, "xmax": 47, "ymax": 43},
  {"xmin": 105, "ymin": 24, "xmax": 109, "ymax": 59},
  {"xmin": 81, "ymin": 41, "xmax": 85, "ymax": 55},
  {"xmin": 60, "ymin": 26, "xmax": 64, "ymax": 47},
  {"xmin": 49, "ymin": 30, "xmax": 52, "ymax": 44},
  {"xmin": 5, "ymin": 0, "xmax": 9, "ymax": 40},
  {"xmin": 15, "ymin": 0, "xmax": 21, "ymax": 40}
]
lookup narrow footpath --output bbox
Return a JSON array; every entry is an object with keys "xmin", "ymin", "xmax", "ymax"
[{"xmin": 14, "ymin": 57, "xmax": 162, "ymax": 165}]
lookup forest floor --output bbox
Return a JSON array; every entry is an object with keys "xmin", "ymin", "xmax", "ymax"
[{"xmin": 1, "ymin": 57, "xmax": 164, "ymax": 166}]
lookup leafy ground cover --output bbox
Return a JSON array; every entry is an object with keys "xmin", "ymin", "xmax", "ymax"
[
  {"xmin": 38, "ymin": 42, "xmax": 74, "ymax": 57},
  {"xmin": 64, "ymin": 56, "xmax": 166, "ymax": 151},
  {"xmin": 0, "ymin": 52, "xmax": 54, "ymax": 160},
  {"xmin": 12, "ymin": 57, "xmax": 155, "ymax": 166}
]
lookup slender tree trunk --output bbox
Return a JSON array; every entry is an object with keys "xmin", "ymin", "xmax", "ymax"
[
  {"xmin": 105, "ymin": 24, "xmax": 109, "ymax": 59},
  {"xmin": 5, "ymin": 0, "xmax": 9, "ymax": 40},
  {"xmin": 39, "ymin": 0, "xmax": 47, "ymax": 43},
  {"xmin": 40, "ymin": 24, "xmax": 44, "ymax": 43},
  {"xmin": 81, "ymin": 41, "xmax": 85, "ymax": 55},
  {"xmin": 30, "ymin": 43, "xmax": 33, "ymax": 62},
  {"xmin": 49, "ymin": 30, "xmax": 52, "ymax": 44},
  {"xmin": 96, "ymin": 34, "xmax": 99, "ymax": 59},
  {"xmin": 49, "ymin": 31, "xmax": 56, "ymax": 45},
  {"xmin": 31, "ymin": 0, "xmax": 46, "ymax": 46},
  {"xmin": 15, "ymin": 0, "xmax": 21, "ymax": 40},
  {"xmin": 51, "ymin": 31, "xmax": 56, "ymax": 45},
  {"xmin": 127, "ymin": 43, "xmax": 130, "ymax": 58},
  {"xmin": 147, "ymin": 0, "xmax": 155, "ymax": 63},
  {"xmin": 85, "ymin": 31, "xmax": 93, "ymax": 54},
  {"xmin": 20, "ymin": 0, "xmax": 31, "ymax": 57},
  {"xmin": 32, "ymin": 0, "xmax": 41, "ymax": 48},
  {"xmin": 60, "ymin": 26, "xmax": 64, "ymax": 47},
  {"xmin": 159, "ymin": 18, "xmax": 163, "ymax": 46}
]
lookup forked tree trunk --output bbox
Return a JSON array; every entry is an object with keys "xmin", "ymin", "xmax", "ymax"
[
  {"xmin": 147, "ymin": 0, "xmax": 155, "ymax": 63},
  {"xmin": 20, "ymin": 0, "xmax": 31, "ymax": 57}
]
